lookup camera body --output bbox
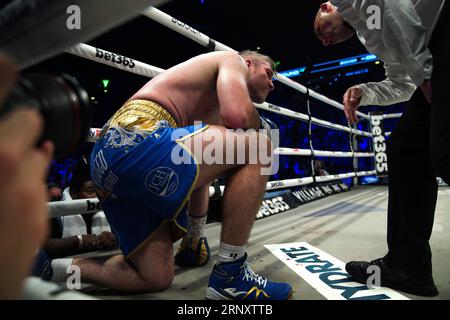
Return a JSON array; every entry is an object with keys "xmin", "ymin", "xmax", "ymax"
[{"xmin": 1, "ymin": 74, "xmax": 92, "ymax": 159}]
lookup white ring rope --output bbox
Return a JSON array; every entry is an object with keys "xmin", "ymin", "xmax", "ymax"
[
  {"xmin": 256, "ymin": 103, "xmax": 372, "ymax": 137},
  {"xmin": 51, "ymin": 8, "xmax": 381, "ymax": 218},
  {"xmin": 212, "ymin": 170, "xmax": 375, "ymax": 195},
  {"xmin": 383, "ymin": 113, "xmax": 403, "ymax": 119},
  {"xmin": 69, "ymin": 43, "xmax": 372, "ymax": 138},
  {"xmin": 275, "ymin": 148, "xmax": 373, "ymax": 158},
  {"xmin": 141, "ymin": 6, "xmax": 371, "ymax": 121},
  {"xmin": 141, "ymin": 7, "xmax": 235, "ymax": 53},
  {"xmin": 87, "ymin": 128, "xmax": 103, "ymax": 143},
  {"xmin": 48, "ymin": 198, "xmax": 100, "ymax": 218},
  {"xmin": 66, "ymin": 43, "xmax": 165, "ymax": 78},
  {"xmin": 88, "ymin": 127, "xmax": 373, "ymax": 157},
  {"xmin": 50, "ymin": 169, "xmax": 376, "ymax": 217}
]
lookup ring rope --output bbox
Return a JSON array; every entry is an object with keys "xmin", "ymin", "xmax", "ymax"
[
  {"xmin": 137, "ymin": 6, "xmax": 396, "ymax": 192},
  {"xmin": 255, "ymin": 103, "xmax": 372, "ymax": 137},
  {"xmin": 348, "ymin": 126, "xmax": 358, "ymax": 181},
  {"xmin": 67, "ymin": 43, "xmax": 373, "ymax": 137},
  {"xmin": 52, "ymin": 10, "xmax": 382, "ymax": 218},
  {"xmin": 87, "ymin": 128, "xmax": 373, "ymax": 158},
  {"xmin": 275, "ymin": 148, "xmax": 374, "ymax": 158},
  {"xmin": 49, "ymin": 169, "xmax": 377, "ymax": 218},
  {"xmin": 305, "ymin": 87, "xmax": 317, "ymax": 184},
  {"xmin": 62, "ymin": 44, "xmax": 377, "ymax": 209},
  {"xmin": 141, "ymin": 6, "xmax": 371, "ymax": 121},
  {"xmin": 65, "ymin": 43, "xmax": 165, "ymax": 78},
  {"xmin": 86, "ymin": 128, "xmax": 372, "ymax": 158},
  {"xmin": 48, "ymin": 198, "xmax": 100, "ymax": 219},
  {"xmin": 0, "ymin": 0, "xmax": 170, "ymax": 69},
  {"xmin": 383, "ymin": 113, "xmax": 402, "ymax": 119}
]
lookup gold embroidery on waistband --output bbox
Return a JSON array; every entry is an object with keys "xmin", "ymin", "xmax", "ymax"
[{"xmin": 107, "ymin": 100, "xmax": 178, "ymax": 132}]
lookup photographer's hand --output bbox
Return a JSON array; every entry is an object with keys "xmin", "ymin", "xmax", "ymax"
[{"xmin": 0, "ymin": 53, "xmax": 54, "ymax": 299}]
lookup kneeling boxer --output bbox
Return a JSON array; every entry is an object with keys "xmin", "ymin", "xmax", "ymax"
[{"xmin": 89, "ymin": 50, "xmax": 293, "ymax": 300}]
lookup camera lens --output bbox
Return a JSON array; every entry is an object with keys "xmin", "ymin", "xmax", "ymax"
[{"xmin": 1, "ymin": 74, "xmax": 92, "ymax": 159}]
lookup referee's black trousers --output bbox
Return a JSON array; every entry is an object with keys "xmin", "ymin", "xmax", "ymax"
[{"xmin": 385, "ymin": 7, "xmax": 450, "ymax": 276}]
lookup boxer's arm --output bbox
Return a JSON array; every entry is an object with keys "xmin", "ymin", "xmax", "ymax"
[
  {"xmin": 358, "ymin": 65, "xmax": 417, "ymax": 106},
  {"xmin": 216, "ymin": 53, "xmax": 260, "ymax": 130}
]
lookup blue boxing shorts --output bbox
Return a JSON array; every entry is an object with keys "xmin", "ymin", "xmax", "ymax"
[{"xmin": 90, "ymin": 101, "xmax": 208, "ymax": 259}]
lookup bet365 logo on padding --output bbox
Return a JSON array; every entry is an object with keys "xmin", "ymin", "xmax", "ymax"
[
  {"xmin": 145, "ymin": 167, "xmax": 179, "ymax": 197},
  {"xmin": 95, "ymin": 48, "xmax": 136, "ymax": 68},
  {"xmin": 369, "ymin": 112, "xmax": 388, "ymax": 177}
]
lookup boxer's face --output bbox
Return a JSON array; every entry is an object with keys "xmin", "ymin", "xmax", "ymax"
[
  {"xmin": 314, "ymin": 2, "xmax": 355, "ymax": 46},
  {"xmin": 246, "ymin": 58, "xmax": 275, "ymax": 104}
]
